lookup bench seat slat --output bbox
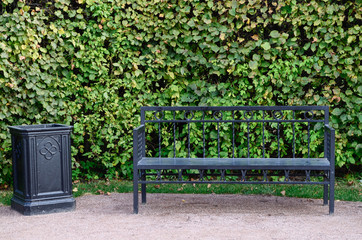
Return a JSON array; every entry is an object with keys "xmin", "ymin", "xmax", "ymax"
[{"xmin": 137, "ymin": 157, "xmax": 330, "ymax": 170}]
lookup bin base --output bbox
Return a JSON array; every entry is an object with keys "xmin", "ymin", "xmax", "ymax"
[{"xmin": 11, "ymin": 196, "xmax": 76, "ymax": 216}]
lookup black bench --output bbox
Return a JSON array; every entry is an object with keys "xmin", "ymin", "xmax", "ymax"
[{"xmin": 133, "ymin": 106, "xmax": 335, "ymax": 214}]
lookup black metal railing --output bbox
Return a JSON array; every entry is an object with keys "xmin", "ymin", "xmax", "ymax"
[{"xmin": 141, "ymin": 106, "xmax": 329, "ymax": 160}]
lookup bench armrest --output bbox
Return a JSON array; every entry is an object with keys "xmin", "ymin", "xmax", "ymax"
[
  {"xmin": 324, "ymin": 124, "xmax": 335, "ymax": 167},
  {"xmin": 133, "ymin": 125, "xmax": 145, "ymax": 165}
]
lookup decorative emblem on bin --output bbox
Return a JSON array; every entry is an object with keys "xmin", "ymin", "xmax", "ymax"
[{"xmin": 39, "ymin": 141, "xmax": 58, "ymax": 160}]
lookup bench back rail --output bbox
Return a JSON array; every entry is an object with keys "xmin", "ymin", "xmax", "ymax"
[{"xmin": 139, "ymin": 106, "xmax": 330, "ymax": 161}]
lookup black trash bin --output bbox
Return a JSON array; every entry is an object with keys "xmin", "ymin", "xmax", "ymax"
[{"xmin": 8, "ymin": 124, "xmax": 76, "ymax": 215}]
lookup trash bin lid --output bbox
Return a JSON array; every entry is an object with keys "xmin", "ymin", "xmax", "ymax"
[{"xmin": 8, "ymin": 124, "xmax": 73, "ymax": 133}]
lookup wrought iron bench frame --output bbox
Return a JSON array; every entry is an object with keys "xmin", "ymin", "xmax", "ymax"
[{"xmin": 133, "ymin": 106, "xmax": 335, "ymax": 214}]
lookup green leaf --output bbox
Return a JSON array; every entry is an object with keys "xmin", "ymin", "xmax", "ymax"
[
  {"xmin": 187, "ymin": 20, "xmax": 195, "ymax": 27},
  {"xmin": 263, "ymin": 53, "xmax": 271, "ymax": 60},
  {"xmin": 135, "ymin": 69, "xmax": 143, "ymax": 77},
  {"xmin": 249, "ymin": 61, "xmax": 258, "ymax": 70},
  {"xmin": 165, "ymin": 12, "xmax": 173, "ymax": 19},
  {"xmin": 176, "ymin": 142, "xmax": 181, "ymax": 151},
  {"xmin": 332, "ymin": 108, "xmax": 343, "ymax": 116},
  {"xmin": 0, "ymin": 52, "xmax": 8, "ymax": 59},
  {"xmin": 252, "ymin": 54, "xmax": 260, "ymax": 61},
  {"xmin": 210, "ymin": 131, "xmax": 218, "ymax": 139},
  {"xmin": 261, "ymin": 42, "xmax": 271, "ymax": 50},
  {"xmin": 229, "ymin": 8, "xmax": 236, "ymax": 16},
  {"xmin": 168, "ymin": 72, "xmax": 175, "ymax": 79},
  {"xmin": 270, "ymin": 30, "xmax": 280, "ymax": 38},
  {"xmin": 203, "ymin": 18, "xmax": 212, "ymax": 24},
  {"xmin": 231, "ymin": 0, "xmax": 238, "ymax": 9},
  {"xmin": 211, "ymin": 44, "xmax": 219, "ymax": 52}
]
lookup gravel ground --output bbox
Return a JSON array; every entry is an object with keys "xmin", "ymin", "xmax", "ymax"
[{"xmin": 0, "ymin": 193, "xmax": 361, "ymax": 240}]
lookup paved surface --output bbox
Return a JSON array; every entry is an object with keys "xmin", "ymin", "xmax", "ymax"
[{"xmin": 0, "ymin": 193, "xmax": 361, "ymax": 240}]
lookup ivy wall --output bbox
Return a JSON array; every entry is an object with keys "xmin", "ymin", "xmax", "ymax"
[{"xmin": 0, "ymin": 0, "xmax": 361, "ymax": 185}]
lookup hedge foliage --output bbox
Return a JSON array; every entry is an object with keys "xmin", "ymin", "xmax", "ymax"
[{"xmin": 0, "ymin": 0, "xmax": 361, "ymax": 185}]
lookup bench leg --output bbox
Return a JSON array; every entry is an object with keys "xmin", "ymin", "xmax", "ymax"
[
  {"xmin": 329, "ymin": 171, "xmax": 335, "ymax": 215},
  {"xmin": 323, "ymin": 176, "xmax": 328, "ymax": 205},
  {"xmin": 141, "ymin": 170, "xmax": 147, "ymax": 204},
  {"xmin": 133, "ymin": 169, "xmax": 139, "ymax": 214},
  {"xmin": 141, "ymin": 184, "xmax": 146, "ymax": 203}
]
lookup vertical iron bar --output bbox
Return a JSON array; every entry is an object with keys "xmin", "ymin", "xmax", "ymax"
[
  {"xmin": 262, "ymin": 111, "xmax": 265, "ymax": 158},
  {"xmin": 188, "ymin": 119, "xmax": 190, "ymax": 158},
  {"xmin": 247, "ymin": 121, "xmax": 250, "ymax": 158},
  {"xmin": 232, "ymin": 111, "xmax": 235, "ymax": 158},
  {"xmin": 158, "ymin": 121, "xmax": 161, "ymax": 158},
  {"xmin": 277, "ymin": 122, "xmax": 280, "ymax": 158},
  {"xmin": 141, "ymin": 109, "xmax": 146, "ymax": 158},
  {"xmin": 217, "ymin": 121, "xmax": 220, "ymax": 158},
  {"xmin": 293, "ymin": 110, "xmax": 295, "ymax": 158},
  {"xmin": 203, "ymin": 111, "xmax": 205, "ymax": 158},
  {"xmin": 173, "ymin": 111, "xmax": 176, "ymax": 158},
  {"xmin": 324, "ymin": 106, "xmax": 329, "ymax": 158},
  {"xmin": 142, "ymin": 130, "xmax": 146, "ymax": 157},
  {"xmin": 308, "ymin": 121, "xmax": 310, "ymax": 158}
]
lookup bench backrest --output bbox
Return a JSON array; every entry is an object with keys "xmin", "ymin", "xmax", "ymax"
[{"xmin": 140, "ymin": 106, "xmax": 329, "ymax": 159}]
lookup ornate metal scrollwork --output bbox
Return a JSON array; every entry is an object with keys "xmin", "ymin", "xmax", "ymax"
[
  {"xmin": 154, "ymin": 110, "xmax": 164, "ymax": 120},
  {"xmin": 284, "ymin": 170, "xmax": 290, "ymax": 182},
  {"xmin": 220, "ymin": 169, "xmax": 226, "ymax": 181},
  {"xmin": 177, "ymin": 169, "xmax": 183, "ymax": 181},
  {"xmin": 244, "ymin": 110, "xmax": 254, "ymax": 120},
  {"xmin": 199, "ymin": 169, "xmax": 204, "ymax": 181},
  {"xmin": 273, "ymin": 110, "xmax": 283, "ymax": 120},
  {"xmin": 263, "ymin": 170, "xmax": 268, "ymax": 181},
  {"xmin": 241, "ymin": 170, "xmax": 247, "ymax": 182},
  {"xmin": 305, "ymin": 170, "xmax": 311, "ymax": 182},
  {"xmin": 156, "ymin": 170, "xmax": 161, "ymax": 180},
  {"xmin": 39, "ymin": 141, "xmax": 58, "ymax": 160},
  {"xmin": 213, "ymin": 111, "xmax": 223, "ymax": 121},
  {"xmin": 304, "ymin": 110, "xmax": 314, "ymax": 120},
  {"xmin": 184, "ymin": 110, "xmax": 194, "ymax": 120}
]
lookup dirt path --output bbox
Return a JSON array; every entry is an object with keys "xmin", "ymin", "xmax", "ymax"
[{"xmin": 0, "ymin": 193, "xmax": 361, "ymax": 240}]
